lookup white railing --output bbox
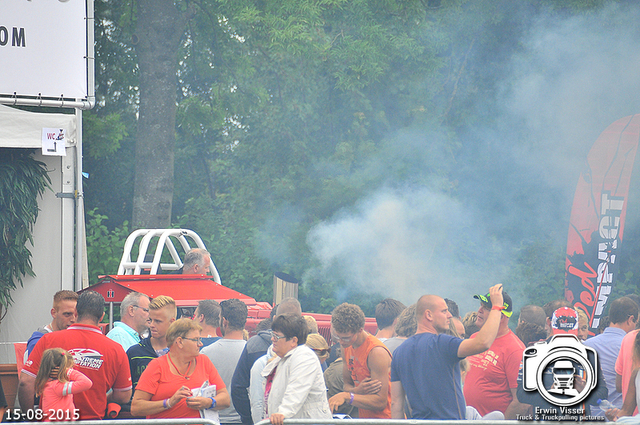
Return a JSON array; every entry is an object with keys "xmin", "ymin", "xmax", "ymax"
[{"xmin": 117, "ymin": 229, "xmax": 221, "ymax": 283}]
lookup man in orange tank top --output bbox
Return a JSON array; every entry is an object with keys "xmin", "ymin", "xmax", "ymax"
[{"xmin": 328, "ymin": 303, "xmax": 392, "ymax": 418}]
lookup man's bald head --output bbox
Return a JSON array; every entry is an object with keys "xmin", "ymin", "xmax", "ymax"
[
  {"xmin": 417, "ymin": 294, "xmax": 451, "ymax": 334},
  {"xmin": 416, "ymin": 295, "xmax": 444, "ymax": 317},
  {"xmin": 417, "ymin": 295, "xmax": 443, "ymax": 318}
]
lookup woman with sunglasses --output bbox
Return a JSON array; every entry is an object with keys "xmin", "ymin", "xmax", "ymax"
[
  {"xmin": 261, "ymin": 314, "xmax": 332, "ymax": 425},
  {"xmin": 131, "ymin": 318, "xmax": 230, "ymax": 418},
  {"xmin": 306, "ymin": 333, "xmax": 330, "ymax": 370}
]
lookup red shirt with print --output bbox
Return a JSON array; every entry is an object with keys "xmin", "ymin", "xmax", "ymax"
[
  {"xmin": 463, "ymin": 330, "xmax": 525, "ymax": 416},
  {"xmin": 23, "ymin": 323, "xmax": 132, "ymax": 420}
]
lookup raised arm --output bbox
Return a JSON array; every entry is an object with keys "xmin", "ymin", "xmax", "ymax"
[
  {"xmin": 61, "ymin": 369, "xmax": 93, "ymax": 395},
  {"xmin": 458, "ymin": 284, "xmax": 503, "ymax": 358}
]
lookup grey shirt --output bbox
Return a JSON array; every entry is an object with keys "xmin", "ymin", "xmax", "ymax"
[{"xmin": 202, "ymin": 338, "xmax": 247, "ymax": 424}]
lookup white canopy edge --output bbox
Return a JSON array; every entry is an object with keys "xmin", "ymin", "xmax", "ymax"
[{"xmin": 0, "ymin": 104, "xmax": 77, "ymax": 149}]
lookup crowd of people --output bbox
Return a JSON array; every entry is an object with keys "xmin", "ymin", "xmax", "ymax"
[{"xmin": 7, "ymin": 248, "xmax": 640, "ymax": 423}]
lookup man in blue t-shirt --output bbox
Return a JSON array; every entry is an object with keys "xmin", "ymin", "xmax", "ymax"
[
  {"xmin": 390, "ymin": 284, "xmax": 505, "ymax": 419},
  {"xmin": 27, "ymin": 290, "xmax": 78, "ymax": 354}
]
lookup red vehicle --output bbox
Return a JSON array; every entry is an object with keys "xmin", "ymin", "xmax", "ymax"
[{"xmin": 82, "ymin": 229, "xmax": 376, "ymax": 343}]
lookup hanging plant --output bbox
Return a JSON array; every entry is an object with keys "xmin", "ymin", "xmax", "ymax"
[{"xmin": 0, "ymin": 148, "xmax": 51, "ymax": 316}]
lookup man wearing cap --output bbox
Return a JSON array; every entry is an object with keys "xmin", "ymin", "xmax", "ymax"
[
  {"xmin": 463, "ymin": 290, "xmax": 529, "ymax": 419},
  {"xmin": 516, "ymin": 306, "xmax": 607, "ymax": 417}
]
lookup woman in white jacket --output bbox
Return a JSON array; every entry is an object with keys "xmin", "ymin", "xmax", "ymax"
[{"xmin": 262, "ymin": 314, "xmax": 332, "ymax": 425}]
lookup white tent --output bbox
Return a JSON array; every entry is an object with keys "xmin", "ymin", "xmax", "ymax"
[{"xmin": 0, "ymin": 104, "xmax": 86, "ymax": 364}]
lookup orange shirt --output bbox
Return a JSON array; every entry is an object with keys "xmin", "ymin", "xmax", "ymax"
[
  {"xmin": 136, "ymin": 354, "xmax": 225, "ymax": 419},
  {"xmin": 343, "ymin": 333, "xmax": 392, "ymax": 418}
]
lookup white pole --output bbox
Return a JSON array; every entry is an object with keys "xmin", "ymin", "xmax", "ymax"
[{"xmin": 75, "ymin": 108, "xmax": 86, "ymax": 291}]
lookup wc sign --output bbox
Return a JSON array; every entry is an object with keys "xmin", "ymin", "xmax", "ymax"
[{"xmin": 42, "ymin": 128, "xmax": 67, "ymax": 156}]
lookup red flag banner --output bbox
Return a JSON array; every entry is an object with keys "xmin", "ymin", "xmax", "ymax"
[{"xmin": 565, "ymin": 115, "xmax": 640, "ymax": 334}]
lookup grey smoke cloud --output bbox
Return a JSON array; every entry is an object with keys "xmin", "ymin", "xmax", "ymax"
[
  {"xmin": 262, "ymin": 3, "xmax": 640, "ymax": 315},
  {"xmin": 500, "ymin": 4, "xmax": 640, "ymax": 193},
  {"xmin": 306, "ymin": 186, "xmax": 505, "ymax": 312}
]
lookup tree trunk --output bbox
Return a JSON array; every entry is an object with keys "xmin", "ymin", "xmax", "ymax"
[{"xmin": 132, "ymin": 0, "xmax": 185, "ymax": 228}]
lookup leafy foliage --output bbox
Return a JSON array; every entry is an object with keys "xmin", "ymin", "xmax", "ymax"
[
  {"xmin": 0, "ymin": 149, "xmax": 50, "ymax": 308},
  {"xmin": 506, "ymin": 237, "xmax": 566, "ymax": 310},
  {"xmin": 176, "ymin": 195, "xmax": 273, "ymax": 302},
  {"xmin": 84, "ymin": 0, "xmax": 619, "ymax": 313},
  {"xmin": 83, "ymin": 111, "xmax": 129, "ymax": 159},
  {"xmin": 85, "ymin": 209, "xmax": 130, "ymax": 281}
]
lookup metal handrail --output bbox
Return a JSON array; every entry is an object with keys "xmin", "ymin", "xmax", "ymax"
[
  {"xmin": 14, "ymin": 420, "xmax": 218, "ymax": 425},
  {"xmin": 254, "ymin": 420, "xmax": 577, "ymax": 425},
  {"xmin": 8, "ymin": 416, "xmax": 584, "ymax": 425}
]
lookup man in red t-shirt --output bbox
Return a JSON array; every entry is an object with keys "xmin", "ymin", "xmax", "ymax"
[
  {"xmin": 19, "ymin": 291, "xmax": 132, "ymax": 420},
  {"xmin": 463, "ymin": 291, "xmax": 529, "ymax": 419}
]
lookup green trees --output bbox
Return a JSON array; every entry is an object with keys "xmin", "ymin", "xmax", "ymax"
[
  {"xmin": 84, "ymin": 0, "xmax": 629, "ymax": 314},
  {"xmin": 0, "ymin": 150, "xmax": 50, "ymax": 310}
]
